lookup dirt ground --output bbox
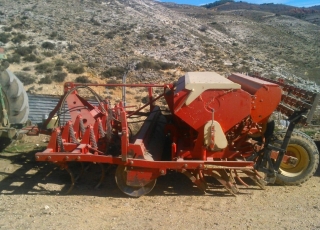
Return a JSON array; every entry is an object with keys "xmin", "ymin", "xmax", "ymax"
[{"xmin": 0, "ymin": 136, "xmax": 320, "ymax": 230}]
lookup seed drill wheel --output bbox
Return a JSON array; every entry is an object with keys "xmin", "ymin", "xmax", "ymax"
[
  {"xmin": 275, "ymin": 130, "xmax": 319, "ymax": 185},
  {"xmin": 0, "ymin": 69, "xmax": 29, "ymax": 124},
  {"xmin": 115, "ymin": 165, "xmax": 157, "ymax": 197}
]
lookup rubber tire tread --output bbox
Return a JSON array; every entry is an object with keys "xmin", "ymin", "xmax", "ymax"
[
  {"xmin": 274, "ymin": 130, "xmax": 319, "ymax": 185},
  {"xmin": 0, "ymin": 69, "xmax": 29, "ymax": 124}
]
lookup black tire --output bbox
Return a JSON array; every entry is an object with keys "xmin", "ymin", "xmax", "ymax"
[
  {"xmin": 274, "ymin": 130, "xmax": 319, "ymax": 185},
  {"xmin": 0, "ymin": 69, "xmax": 29, "ymax": 124}
]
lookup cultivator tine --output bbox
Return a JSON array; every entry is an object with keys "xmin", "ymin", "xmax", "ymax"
[
  {"xmin": 105, "ymin": 164, "xmax": 113, "ymax": 174},
  {"xmin": 81, "ymin": 163, "xmax": 106, "ymax": 189},
  {"xmin": 64, "ymin": 167, "xmax": 75, "ymax": 194},
  {"xmin": 207, "ymin": 170, "xmax": 238, "ymax": 196},
  {"xmin": 233, "ymin": 170, "xmax": 249, "ymax": 188},
  {"xmin": 182, "ymin": 169, "xmax": 207, "ymax": 193},
  {"xmin": 242, "ymin": 170, "xmax": 267, "ymax": 190},
  {"xmin": 198, "ymin": 169, "xmax": 207, "ymax": 188},
  {"xmin": 253, "ymin": 169, "xmax": 264, "ymax": 179},
  {"xmin": 73, "ymin": 162, "xmax": 84, "ymax": 182},
  {"xmin": 94, "ymin": 163, "xmax": 105, "ymax": 189},
  {"xmin": 229, "ymin": 169, "xmax": 238, "ymax": 188},
  {"xmin": 54, "ymin": 163, "xmax": 75, "ymax": 195}
]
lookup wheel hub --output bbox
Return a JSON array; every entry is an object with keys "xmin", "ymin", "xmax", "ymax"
[{"xmin": 280, "ymin": 144, "xmax": 310, "ymax": 176}]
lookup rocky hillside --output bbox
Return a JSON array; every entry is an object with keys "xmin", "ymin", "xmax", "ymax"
[
  {"xmin": 203, "ymin": 2, "xmax": 320, "ymax": 26},
  {"xmin": 0, "ymin": 0, "xmax": 319, "ymax": 99}
]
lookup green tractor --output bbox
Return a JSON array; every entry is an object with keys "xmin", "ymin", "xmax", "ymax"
[{"xmin": 0, "ymin": 48, "xmax": 29, "ymax": 150}]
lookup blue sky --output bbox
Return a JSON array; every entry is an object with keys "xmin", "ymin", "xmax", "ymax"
[{"xmin": 159, "ymin": 0, "xmax": 320, "ymax": 7}]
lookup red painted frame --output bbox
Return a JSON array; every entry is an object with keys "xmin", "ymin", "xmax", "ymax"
[{"xmin": 34, "ymin": 75, "xmax": 286, "ymax": 189}]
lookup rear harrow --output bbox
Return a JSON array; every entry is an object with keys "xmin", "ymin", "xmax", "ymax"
[{"xmin": 28, "ymin": 72, "xmax": 319, "ymax": 197}]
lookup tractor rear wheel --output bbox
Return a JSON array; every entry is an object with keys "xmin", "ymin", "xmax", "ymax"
[
  {"xmin": 275, "ymin": 130, "xmax": 319, "ymax": 185},
  {"xmin": 0, "ymin": 69, "xmax": 29, "ymax": 124}
]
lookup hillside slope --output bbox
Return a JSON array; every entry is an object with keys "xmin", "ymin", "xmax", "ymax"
[
  {"xmin": 203, "ymin": 2, "xmax": 320, "ymax": 25},
  {"xmin": 0, "ymin": 0, "xmax": 319, "ymax": 97},
  {"xmin": 165, "ymin": 2, "xmax": 320, "ymax": 82}
]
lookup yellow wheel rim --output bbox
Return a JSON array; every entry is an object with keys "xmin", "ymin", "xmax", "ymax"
[{"xmin": 280, "ymin": 144, "xmax": 310, "ymax": 177}]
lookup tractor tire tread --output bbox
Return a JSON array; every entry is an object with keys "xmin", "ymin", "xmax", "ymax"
[
  {"xmin": 274, "ymin": 130, "xmax": 319, "ymax": 186},
  {"xmin": 0, "ymin": 69, "xmax": 29, "ymax": 124}
]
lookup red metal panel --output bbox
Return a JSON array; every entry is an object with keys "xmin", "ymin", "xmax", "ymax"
[
  {"xmin": 173, "ymin": 87, "xmax": 252, "ymax": 132},
  {"xmin": 228, "ymin": 73, "xmax": 282, "ymax": 123},
  {"xmin": 65, "ymin": 94, "xmax": 97, "ymax": 126},
  {"xmin": 126, "ymin": 167, "xmax": 160, "ymax": 186}
]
